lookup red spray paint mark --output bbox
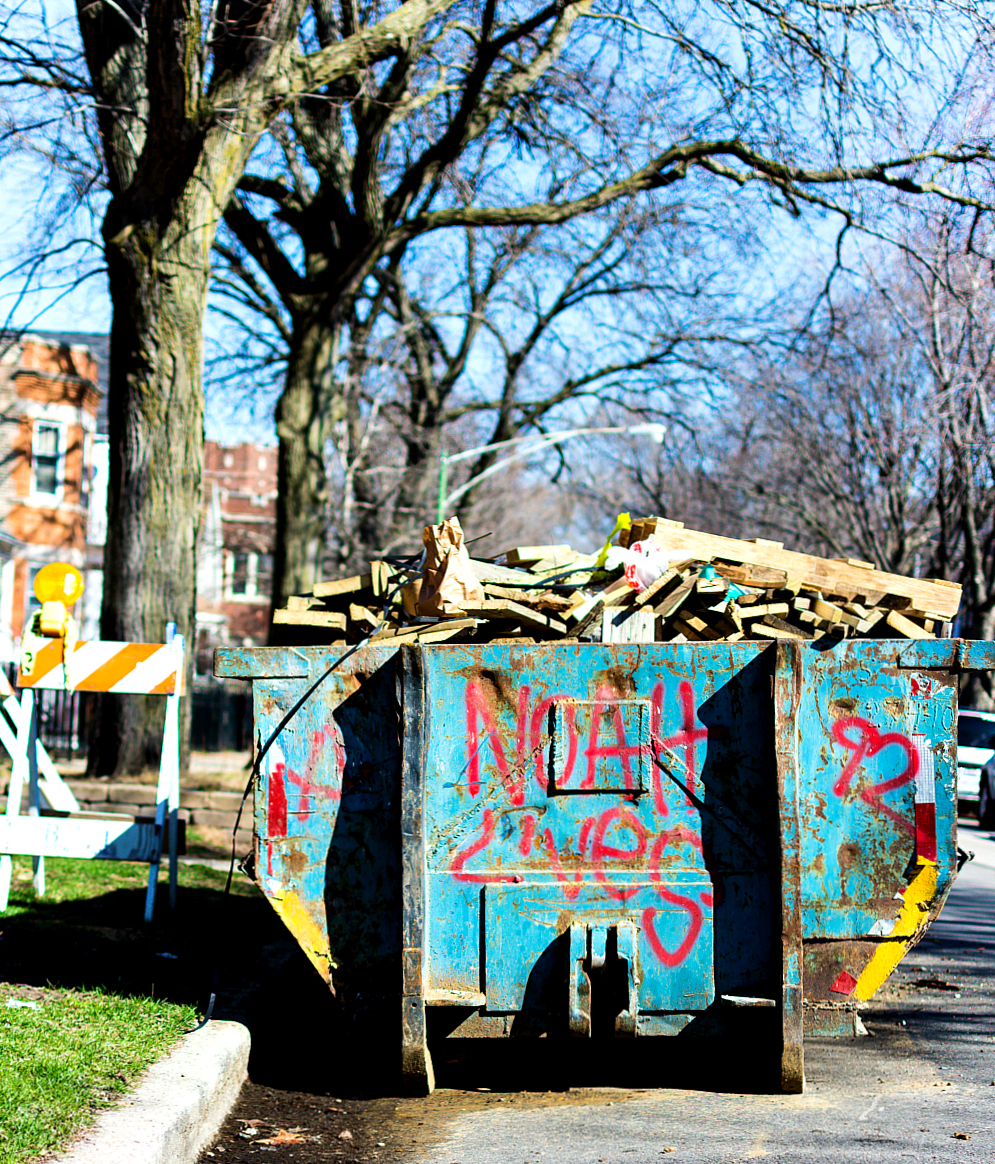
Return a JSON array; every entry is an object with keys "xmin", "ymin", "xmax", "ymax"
[
  {"xmin": 657, "ymin": 680, "xmax": 708, "ymax": 803},
  {"xmin": 832, "ymin": 717, "xmax": 918, "ymax": 834},
  {"xmin": 640, "ymin": 830, "xmax": 706, "ymax": 966},
  {"xmin": 465, "ymin": 681, "xmax": 509, "ymax": 799},
  {"xmin": 542, "ymin": 818, "xmax": 595, "ymax": 900},
  {"xmin": 583, "ymin": 686, "xmax": 643, "ymax": 789},
  {"xmin": 591, "ymin": 807, "xmax": 647, "ymax": 901},
  {"xmin": 449, "ymin": 809, "xmax": 521, "ymax": 883},
  {"xmin": 530, "ymin": 694, "xmax": 577, "ymax": 790},
  {"xmin": 519, "ymin": 813, "xmax": 537, "ymax": 856}
]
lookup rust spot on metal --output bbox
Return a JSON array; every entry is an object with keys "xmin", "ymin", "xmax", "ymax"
[
  {"xmin": 882, "ymin": 696, "xmax": 904, "ymax": 721},
  {"xmin": 590, "ymin": 663, "xmax": 638, "ymax": 700},
  {"xmin": 830, "ymin": 697, "xmax": 857, "ymax": 719},
  {"xmin": 287, "ymin": 845, "xmax": 310, "ymax": 878}
]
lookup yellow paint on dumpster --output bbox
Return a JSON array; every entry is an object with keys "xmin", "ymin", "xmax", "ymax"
[
  {"xmin": 267, "ymin": 888, "xmax": 337, "ymax": 985},
  {"xmin": 853, "ymin": 863, "xmax": 937, "ymax": 1001}
]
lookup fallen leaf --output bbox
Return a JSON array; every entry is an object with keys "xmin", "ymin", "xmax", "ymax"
[
  {"xmin": 258, "ymin": 1130, "xmax": 307, "ymax": 1145},
  {"xmin": 339, "ymin": 1130, "xmax": 354, "ymax": 1141},
  {"xmin": 953, "ymin": 1133, "xmax": 971, "ymax": 1140}
]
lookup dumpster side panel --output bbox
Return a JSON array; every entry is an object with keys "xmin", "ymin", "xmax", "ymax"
[
  {"xmin": 232, "ymin": 646, "xmax": 403, "ymax": 998},
  {"xmin": 420, "ymin": 643, "xmax": 782, "ymax": 1031},
  {"xmin": 791, "ymin": 642, "xmax": 957, "ymax": 1002}
]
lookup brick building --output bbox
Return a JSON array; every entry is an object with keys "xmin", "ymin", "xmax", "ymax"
[
  {"xmin": 195, "ymin": 440, "xmax": 277, "ymax": 671},
  {"xmin": 0, "ymin": 332, "xmax": 107, "ymax": 659},
  {"xmin": 0, "ymin": 333, "xmax": 276, "ymax": 678}
]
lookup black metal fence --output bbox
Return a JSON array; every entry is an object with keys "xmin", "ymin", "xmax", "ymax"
[{"xmin": 4, "ymin": 666, "xmax": 251, "ymax": 758}]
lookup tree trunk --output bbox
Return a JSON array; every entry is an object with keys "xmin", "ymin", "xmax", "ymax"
[
  {"xmin": 88, "ymin": 214, "xmax": 206, "ymax": 777},
  {"xmin": 270, "ymin": 320, "xmax": 341, "ymax": 619}
]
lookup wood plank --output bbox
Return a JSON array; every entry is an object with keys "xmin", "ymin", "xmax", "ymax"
[
  {"xmin": 469, "ymin": 559, "xmax": 542, "ymax": 586},
  {"xmin": 503, "ymin": 544, "xmax": 573, "ymax": 566},
  {"xmin": 372, "ymin": 618, "xmax": 478, "ymax": 643},
  {"xmin": 752, "ymin": 623, "xmax": 808, "ymax": 640},
  {"xmin": 655, "ymin": 576, "xmax": 698, "ymax": 619},
  {"xmin": 349, "ymin": 604, "xmax": 381, "ymax": 629},
  {"xmin": 483, "ymin": 585, "xmax": 573, "ymax": 611},
  {"xmin": 313, "ymin": 573, "xmax": 373, "ymax": 598},
  {"xmin": 833, "ymin": 557, "xmax": 875, "ymax": 570},
  {"xmin": 602, "ymin": 609, "xmax": 656, "ymax": 643},
  {"xmin": 632, "ymin": 565, "xmax": 689, "ymax": 609},
  {"xmin": 459, "ymin": 601, "xmax": 568, "ymax": 635},
  {"xmin": 286, "ymin": 595, "xmax": 321, "ymax": 611},
  {"xmin": 371, "ymin": 560, "xmax": 396, "ymax": 597},
  {"xmin": 571, "ymin": 597, "xmax": 606, "ymax": 638},
  {"xmin": 737, "ymin": 602, "xmax": 790, "ymax": 620},
  {"xmin": 273, "ymin": 608, "xmax": 347, "ymax": 629},
  {"xmin": 885, "ymin": 610, "xmax": 935, "ymax": 639},
  {"xmin": 648, "ymin": 525, "xmax": 962, "ymax": 619}
]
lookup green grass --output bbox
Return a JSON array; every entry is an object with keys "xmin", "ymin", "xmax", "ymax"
[
  {"xmin": 0, "ymin": 856, "xmax": 268, "ymax": 1164},
  {"xmin": 3, "ymin": 853, "xmax": 250, "ymax": 917},
  {"xmin": 0, "ymin": 984, "xmax": 198, "ymax": 1164}
]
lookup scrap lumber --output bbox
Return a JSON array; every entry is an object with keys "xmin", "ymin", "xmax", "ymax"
[
  {"xmin": 273, "ymin": 608, "xmax": 346, "ymax": 629},
  {"xmin": 276, "ymin": 513, "xmax": 961, "ymax": 648},
  {"xmin": 459, "ymin": 600, "xmax": 567, "ymax": 636},
  {"xmin": 648, "ymin": 525, "xmax": 961, "ymax": 620},
  {"xmin": 313, "ymin": 573, "xmax": 373, "ymax": 598}
]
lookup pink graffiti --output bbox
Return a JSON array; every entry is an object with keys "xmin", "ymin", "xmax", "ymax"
[
  {"xmin": 464, "ymin": 679, "xmax": 707, "ymax": 803},
  {"xmin": 832, "ymin": 716, "xmax": 917, "ymax": 834},
  {"xmin": 640, "ymin": 829, "xmax": 707, "ymax": 966},
  {"xmin": 591, "ymin": 807, "xmax": 648, "ymax": 901}
]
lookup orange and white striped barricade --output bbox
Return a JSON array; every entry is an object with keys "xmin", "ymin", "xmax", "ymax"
[{"xmin": 0, "ymin": 626, "xmax": 184, "ymax": 922}]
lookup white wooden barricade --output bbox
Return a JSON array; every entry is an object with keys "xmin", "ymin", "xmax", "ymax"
[{"xmin": 0, "ymin": 628, "xmax": 184, "ymax": 922}]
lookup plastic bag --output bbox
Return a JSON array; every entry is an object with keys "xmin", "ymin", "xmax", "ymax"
[{"xmin": 613, "ymin": 539, "xmax": 687, "ymax": 593}]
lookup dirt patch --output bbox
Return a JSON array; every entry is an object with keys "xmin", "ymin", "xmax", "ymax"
[{"xmin": 199, "ymin": 1082, "xmax": 649, "ymax": 1164}]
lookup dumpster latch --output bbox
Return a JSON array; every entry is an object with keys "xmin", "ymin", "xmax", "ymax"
[{"xmin": 568, "ymin": 922, "xmax": 640, "ymax": 1037}]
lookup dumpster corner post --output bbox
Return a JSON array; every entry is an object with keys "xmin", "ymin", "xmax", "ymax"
[
  {"xmin": 775, "ymin": 641, "xmax": 805, "ymax": 1094},
  {"xmin": 400, "ymin": 647, "xmax": 436, "ymax": 1095}
]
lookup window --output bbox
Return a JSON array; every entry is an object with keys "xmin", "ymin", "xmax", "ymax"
[
  {"xmin": 226, "ymin": 551, "xmax": 273, "ymax": 600},
  {"xmin": 256, "ymin": 554, "xmax": 273, "ymax": 597},
  {"xmin": 26, "ymin": 565, "xmax": 43, "ymax": 619},
  {"xmin": 32, "ymin": 422, "xmax": 63, "ymax": 498},
  {"xmin": 230, "ymin": 552, "xmax": 250, "ymax": 596}
]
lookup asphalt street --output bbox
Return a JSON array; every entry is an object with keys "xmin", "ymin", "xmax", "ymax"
[{"xmin": 386, "ymin": 819, "xmax": 995, "ymax": 1164}]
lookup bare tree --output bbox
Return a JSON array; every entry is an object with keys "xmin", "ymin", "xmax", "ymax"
[{"xmin": 207, "ymin": 0, "xmax": 995, "ymax": 610}]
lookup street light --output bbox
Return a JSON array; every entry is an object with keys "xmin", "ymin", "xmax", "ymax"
[{"xmin": 436, "ymin": 423, "xmax": 667, "ymax": 523}]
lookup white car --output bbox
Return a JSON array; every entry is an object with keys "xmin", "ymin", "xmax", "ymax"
[{"xmin": 957, "ymin": 708, "xmax": 995, "ymax": 828}]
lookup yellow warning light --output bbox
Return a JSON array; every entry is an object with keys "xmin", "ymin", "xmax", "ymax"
[{"xmin": 34, "ymin": 562, "xmax": 85, "ymax": 606}]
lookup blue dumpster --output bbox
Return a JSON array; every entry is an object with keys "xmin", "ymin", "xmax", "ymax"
[{"xmin": 215, "ymin": 638, "xmax": 990, "ymax": 1094}]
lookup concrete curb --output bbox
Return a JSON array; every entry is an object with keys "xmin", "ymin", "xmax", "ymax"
[{"xmin": 54, "ymin": 1020, "xmax": 250, "ymax": 1164}]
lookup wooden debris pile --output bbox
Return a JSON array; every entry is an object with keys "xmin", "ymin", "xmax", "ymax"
[{"xmin": 273, "ymin": 517, "xmax": 961, "ymax": 645}]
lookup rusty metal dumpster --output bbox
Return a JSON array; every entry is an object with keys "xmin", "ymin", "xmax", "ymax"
[{"xmin": 215, "ymin": 637, "xmax": 992, "ymax": 1094}]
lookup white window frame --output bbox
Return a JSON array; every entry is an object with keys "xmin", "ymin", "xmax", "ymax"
[
  {"xmin": 31, "ymin": 420, "xmax": 65, "ymax": 502},
  {"xmin": 225, "ymin": 551, "xmax": 273, "ymax": 601}
]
